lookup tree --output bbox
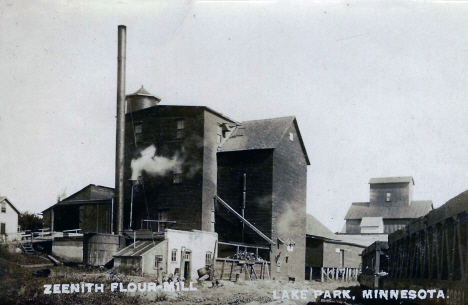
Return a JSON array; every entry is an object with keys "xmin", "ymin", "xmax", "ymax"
[
  {"xmin": 19, "ymin": 212, "xmax": 43, "ymax": 232},
  {"xmin": 56, "ymin": 188, "xmax": 67, "ymax": 202}
]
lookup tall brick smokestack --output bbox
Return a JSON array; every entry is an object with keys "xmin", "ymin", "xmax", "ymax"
[{"xmin": 115, "ymin": 25, "xmax": 126, "ymax": 234}]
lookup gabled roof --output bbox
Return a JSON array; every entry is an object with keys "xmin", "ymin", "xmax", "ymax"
[
  {"xmin": 345, "ymin": 200, "xmax": 433, "ymax": 219},
  {"xmin": 306, "ymin": 214, "xmax": 337, "ymax": 240},
  {"xmin": 0, "ymin": 197, "xmax": 20, "ymax": 215},
  {"xmin": 42, "ymin": 184, "xmax": 114, "ymax": 213},
  {"xmin": 369, "ymin": 176, "xmax": 414, "ymax": 185},
  {"xmin": 219, "ymin": 116, "xmax": 310, "ymax": 164},
  {"xmin": 113, "ymin": 240, "xmax": 163, "ymax": 257}
]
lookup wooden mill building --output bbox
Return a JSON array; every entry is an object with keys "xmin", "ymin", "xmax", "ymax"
[{"xmin": 122, "ymin": 87, "xmax": 310, "ymax": 281}]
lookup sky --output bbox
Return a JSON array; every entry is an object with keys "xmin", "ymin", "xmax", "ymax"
[{"xmin": 0, "ymin": 0, "xmax": 467, "ymax": 232}]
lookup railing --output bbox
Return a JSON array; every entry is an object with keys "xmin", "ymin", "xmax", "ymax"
[
  {"xmin": 319, "ymin": 267, "xmax": 360, "ymax": 282},
  {"xmin": 140, "ymin": 220, "xmax": 176, "ymax": 232}
]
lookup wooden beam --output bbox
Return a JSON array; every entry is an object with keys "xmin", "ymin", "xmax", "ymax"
[{"xmin": 215, "ymin": 196, "xmax": 276, "ymax": 245}]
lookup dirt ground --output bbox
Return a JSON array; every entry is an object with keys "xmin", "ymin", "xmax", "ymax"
[
  {"xmin": 1, "ymin": 244, "xmax": 361, "ymax": 305},
  {"xmin": 129, "ymin": 277, "xmax": 361, "ymax": 305}
]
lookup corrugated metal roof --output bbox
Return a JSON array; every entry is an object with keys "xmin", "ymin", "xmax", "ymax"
[
  {"xmin": 345, "ymin": 200, "xmax": 433, "ymax": 219},
  {"xmin": 369, "ymin": 176, "xmax": 414, "ymax": 185},
  {"xmin": 114, "ymin": 240, "xmax": 163, "ymax": 257},
  {"xmin": 306, "ymin": 214, "xmax": 338, "ymax": 240},
  {"xmin": 360, "ymin": 217, "xmax": 383, "ymax": 227}
]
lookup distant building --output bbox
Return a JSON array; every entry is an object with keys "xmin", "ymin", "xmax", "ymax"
[
  {"xmin": 340, "ymin": 177, "xmax": 433, "ymax": 241},
  {"xmin": 0, "ymin": 197, "xmax": 20, "ymax": 242},
  {"xmin": 42, "ymin": 184, "xmax": 114, "ymax": 233}
]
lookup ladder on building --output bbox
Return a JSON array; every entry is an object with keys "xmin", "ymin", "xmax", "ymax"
[{"xmin": 22, "ymin": 242, "xmax": 35, "ymax": 254}]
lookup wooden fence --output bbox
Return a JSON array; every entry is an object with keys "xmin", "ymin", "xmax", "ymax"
[{"xmin": 319, "ymin": 267, "xmax": 359, "ymax": 282}]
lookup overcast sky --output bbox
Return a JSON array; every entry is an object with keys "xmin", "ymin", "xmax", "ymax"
[{"xmin": 1, "ymin": 0, "xmax": 467, "ymax": 232}]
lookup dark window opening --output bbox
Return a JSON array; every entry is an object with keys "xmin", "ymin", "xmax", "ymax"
[
  {"xmin": 134, "ymin": 123, "xmax": 143, "ymax": 143},
  {"xmin": 173, "ymin": 167, "xmax": 183, "ymax": 184},
  {"xmin": 155, "ymin": 255, "xmax": 163, "ymax": 269},
  {"xmin": 1, "ymin": 203, "xmax": 5, "ymax": 213},
  {"xmin": 176, "ymin": 119, "xmax": 184, "ymax": 139},
  {"xmin": 158, "ymin": 211, "xmax": 168, "ymax": 221},
  {"xmin": 0, "ymin": 223, "xmax": 5, "ymax": 234}
]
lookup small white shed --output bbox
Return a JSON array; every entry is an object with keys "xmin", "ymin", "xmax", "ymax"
[{"xmin": 114, "ymin": 229, "xmax": 218, "ymax": 281}]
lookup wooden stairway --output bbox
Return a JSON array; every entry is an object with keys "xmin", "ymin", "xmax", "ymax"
[{"xmin": 22, "ymin": 242, "xmax": 35, "ymax": 254}]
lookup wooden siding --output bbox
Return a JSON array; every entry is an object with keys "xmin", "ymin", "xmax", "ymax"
[
  {"xmin": 271, "ymin": 122, "xmax": 307, "ymax": 281},
  {"xmin": 216, "ymin": 150, "xmax": 274, "ymax": 245},
  {"xmin": 123, "ymin": 107, "xmax": 206, "ymax": 232},
  {"xmin": 80, "ymin": 204, "xmax": 112, "ymax": 234},
  {"xmin": 370, "ymin": 182, "xmax": 411, "ymax": 207},
  {"xmin": 201, "ymin": 111, "xmax": 236, "ymax": 232}
]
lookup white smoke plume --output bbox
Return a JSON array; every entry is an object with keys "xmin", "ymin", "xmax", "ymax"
[{"xmin": 130, "ymin": 145, "xmax": 181, "ymax": 180}]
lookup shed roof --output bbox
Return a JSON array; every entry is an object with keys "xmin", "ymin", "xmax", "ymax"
[
  {"xmin": 114, "ymin": 240, "xmax": 163, "ymax": 257},
  {"xmin": 369, "ymin": 176, "xmax": 414, "ymax": 185},
  {"xmin": 306, "ymin": 214, "xmax": 337, "ymax": 240},
  {"xmin": 345, "ymin": 200, "xmax": 433, "ymax": 219},
  {"xmin": 0, "ymin": 197, "xmax": 20, "ymax": 215},
  {"xmin": 219, "ymin": 116, "xmax": 310, "ymax": 164}
]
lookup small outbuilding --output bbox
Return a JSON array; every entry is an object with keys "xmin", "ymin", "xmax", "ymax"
[
  {"xmin": 305, "ymin": 214, "xmax": 365, "ymax": 281},
  {"xmin": 42, "ymin": 184, "xmax": 114, "ymax": 233},
  {"xmin": 114, "ymin": 229, "xmax": 217, "ymax": 281}
]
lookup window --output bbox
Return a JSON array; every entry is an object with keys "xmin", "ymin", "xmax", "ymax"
[
  {"xmin": 289, "ymin": 132, "xmax": 294, "ymax": 141},
  {"xmin": 183, "ymin": 252, "xmax": 190, "ymax": 260},
  {"xmin": 155, "ymin": 255, "xmax": 163, "ymax": 269},
  {"xmin": 217, "ymin": 125, "xmax": 222, "ymax": 144},
  {"xmin": 0, "ymin": 223, "xmax": 5, "ymax": 234},
  {"xmin": 205, "ymin": 251, "xmax": 212, "ymax": 265},
  {"xmin": 210, "ymin": 209, "xmax": 215, "ymax": 232},
  {"xmin": 158, "ymin": 211, "xmax": 168, "ymax": 221},
  {"xmin": 171, "ymin": 249, "xmax": 177, "ymax": 262},
  {"xmin": 134, "ymin": 123, "xmax": 143, "ymax": 143},
  {"xmin": 386, "ymin": 193, "xmax": 391, "ymax": 202},
  {"xmin": 176, "ymin": 119, "xmax": 184, "ymax": 139},
  {"xmin": 1, "ymin": 202, "xmax": 6, "ymax": 213},
  {"xmin": 173, "ymin": 167, "xmax": 183, "ymax": 184}
]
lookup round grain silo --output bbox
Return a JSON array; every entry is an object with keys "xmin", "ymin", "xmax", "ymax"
[{"xmin": 83, "ymin": 233, "xmax": 121, "ymax": 266}]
